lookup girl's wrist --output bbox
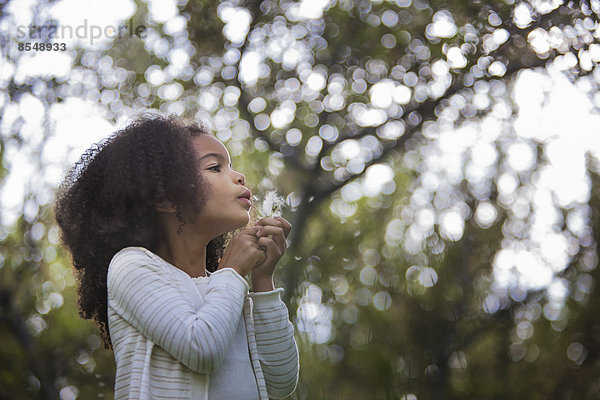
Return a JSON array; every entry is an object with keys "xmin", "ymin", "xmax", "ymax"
[{"xmin": 251, "ymin": 274, "xmax": 275, "ymax": 292}]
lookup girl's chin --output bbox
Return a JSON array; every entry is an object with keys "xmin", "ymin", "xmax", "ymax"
[
  {"xmin": 223, "ymin": 214, "xmax": 251, "ymax": 233},
  {"xmin": 238, "ymin": 213, "xmax": 251, "ymax": 228},
  {"xmin": 200, "ymin": 212, "xmax": 251, "ymax": 237}
]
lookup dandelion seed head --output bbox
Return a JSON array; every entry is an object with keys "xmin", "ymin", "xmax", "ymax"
[{"xmin": 262, "ymin": 190, "xmax": 285, "ymax": 217}]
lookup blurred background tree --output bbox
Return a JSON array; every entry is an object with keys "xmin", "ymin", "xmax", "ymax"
[{"xmin": 0, "ymin": 0, "xmax": 599, "ymax": 398}]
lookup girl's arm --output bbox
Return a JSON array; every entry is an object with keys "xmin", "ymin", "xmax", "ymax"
[
  {"xmin": 249, "ymin": 216, "xmax": 298, "ymax": 397},
  {"xmin": 107, "ymin": 247, "xmax": 247, "ymax": 373},
  {"xmin": 249, "ymin": 289, "xmax": 299, "ymax": 399}
]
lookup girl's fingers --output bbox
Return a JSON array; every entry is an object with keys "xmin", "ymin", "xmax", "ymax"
[
  {"xmin": 257, "ymin": 236, "xmax": 283, "ymax": 257},
  {"xmin": 256, "ymin": 225, "xmax": 286, "ymax": 250},
  {"xmin": 274, "ymin": 216, "xmax": 292, "ymax": 237},
  {"xmin": 254, "ymin": 217, "xmax": 282, "ymax": 227},
  {"xmin": 242, "ymin": 226, "xmax": 262, "ymax": 234},
  {"xmin": 254, "ymin": 248, "xmax": 268, "ymax": 263},
  {"xmin": 221, "ymin": 226, "xmax": 268, "ymax": 276},
  {"xmin": 255, "ymin": 217, "xmax": 292, "ymax": 238}
]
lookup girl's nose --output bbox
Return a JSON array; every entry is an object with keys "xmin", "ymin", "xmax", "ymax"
[{"xmin": 236, "ymin": 171, "xmax": 246, "ymax": 185}]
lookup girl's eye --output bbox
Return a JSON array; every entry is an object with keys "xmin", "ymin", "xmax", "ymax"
[{"xmin": 208, "ymin": 164, "xmax": 222, "ymax": 172}]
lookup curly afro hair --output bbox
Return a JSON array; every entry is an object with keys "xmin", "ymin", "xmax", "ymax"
[{"xmin": 54, "ymin": 113, "xmax": 227, "ymax": 349}]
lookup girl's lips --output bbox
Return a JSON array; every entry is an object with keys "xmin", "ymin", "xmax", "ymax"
[
  {"xmin": 238, "ymin": 188, "xmax": 252, "ymax": 199},
  {"xmin": 238, "ymin": 197, "xmax": 252, "ymax": 207},
  {"xmin": 237, "ymin": 188, "xmax": 252, "ymax": 208}
]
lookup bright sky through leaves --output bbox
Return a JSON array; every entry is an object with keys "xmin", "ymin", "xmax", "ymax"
[{"xmin": 2, "ymin": 1, "xmax": 600, "ymax": 352}]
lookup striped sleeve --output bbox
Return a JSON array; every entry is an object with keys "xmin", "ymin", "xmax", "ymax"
[
  {"xmin": 107, "ymin": 248, "xmax": 249, "ymax": 373},
  {"xmin": 249, "ymin": 289, "xmax": 299, "ymax": 399}
]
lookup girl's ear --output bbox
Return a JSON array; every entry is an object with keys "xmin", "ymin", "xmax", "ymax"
[{"xmin": 155, "ymin": 198, "xmax": 177, "ymax": 213}]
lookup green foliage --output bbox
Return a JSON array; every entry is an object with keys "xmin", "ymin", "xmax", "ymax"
[
  {"xmin": 0, "ymin": 206, "xmax": 114, "ymax": 399},
  {"xmin": 1, "ymin": 0, "xmax": 599, "ymax": 398}
]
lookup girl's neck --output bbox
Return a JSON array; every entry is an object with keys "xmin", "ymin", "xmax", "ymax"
[
  {"xmin": 157, "ymin": 241, "xmax": 208, "ymax": 278},
  {"xmin": 155, "ymin": 217, "xmax": 210, "ymax": 278}
]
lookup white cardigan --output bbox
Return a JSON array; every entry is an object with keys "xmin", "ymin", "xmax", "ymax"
[{"xmin": 107, "ymin": 247, "xmax": 299, "ymax": 399}]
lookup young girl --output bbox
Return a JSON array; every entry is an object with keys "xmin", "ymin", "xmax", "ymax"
[{"xmin": 54, "ymin": 114, "xmax": 299, "ymax": 399}]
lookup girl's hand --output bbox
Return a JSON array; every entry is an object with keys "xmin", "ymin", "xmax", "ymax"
[
  {"xmin": 218, "ymin": 226, "xmax": 267, "ymax": 277},
  {"xmin": 251, "ymin": 217, "xmax": 292, "ymax": 291}
]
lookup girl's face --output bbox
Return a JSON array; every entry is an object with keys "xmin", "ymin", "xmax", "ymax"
[{"xmin": 192, "ymin": 135, "xmax": 252, "ymax": 237}]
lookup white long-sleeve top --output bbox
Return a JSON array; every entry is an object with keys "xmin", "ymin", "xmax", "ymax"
[{"xmin": 107, "ymin": 246, "xmax": 299, "ymax": 400}]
